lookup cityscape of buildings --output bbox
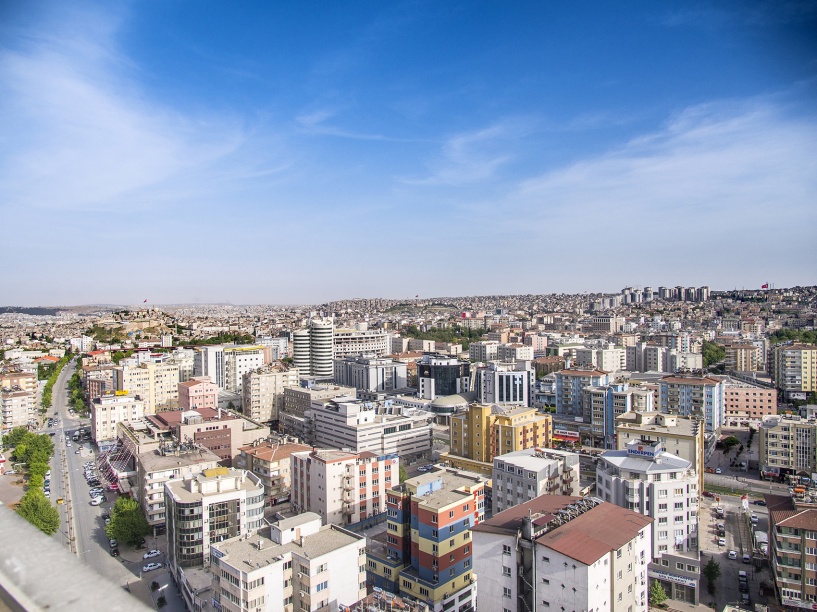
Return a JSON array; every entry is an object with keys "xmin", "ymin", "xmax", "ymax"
[{"xmin": 1, "ymin": 284, "xmax": 816, "ymax": 610}]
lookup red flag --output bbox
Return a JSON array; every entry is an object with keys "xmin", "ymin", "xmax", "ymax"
[
  {"xmin": 144, "ymin": 299, "xmax": 148, "ymax": 303},
  {"xmin": 761, "ymin": 284, "xmax": 768, "ymax": 289}
]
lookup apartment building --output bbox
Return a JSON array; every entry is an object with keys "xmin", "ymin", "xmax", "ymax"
[
  {"xmin": 241, "ymin": 363, "xmax": 300, "ymax": 423},
  {"xmin": 469, "ymin": 340, "xmax": 499, "ymax": 362},
  {"xmin": 417, "ymin": 353, "xmax": 471, "ymax": 400},
  {"xmin": 591, "ymin": 315, "xmax": 626, "ymax": 334},
  {"xmin": 136, "ymin": 446, "xmax": 222, "ymax": 526},
  {"xmin": 235, "ymin": 440, "xmax": 311, "ymax": 499},
  {"xmin": 0, "ymin": 370, "xmax": 37, "ymax": 431},
  {"xmin": 332, "ymin": 354, "xmax": 408, "ymax": 393},
  {"xmin": 575, "ymin": 346, "xmax": 627, "ymax": 373},
  {"xmin": 193, "ymin": 345, "xmax": 224, "ymax": 388},
  {"xmin": 166, "ymin": 347, "xmax": 196, "ymax": 382},
  {"xmin": 582, "ymin": 383, "xmax": 654, "ymax": 449},
  {"xmin": 723, "ymin": 344, "xmax": 763, "ymax": 372},
  {"xmin": 772, "ymin": 344, "xmax": 817, "ymax": 399},
  {"xmin": 720, "ymin": 378, "xmax": 777, "ymax": 427},
  {"xmin": 472, "ymin": 495, "xmax": 652, "ymax": 612},
  {"xmin": 310, "ymin": 399, "xmax": 432, "ymax": 457},
  {"xmin": 113, "ymin": 360, "xmax": 180, "ymax": 414},
  {"xmin": 659, "ymin": 373, "xmax": 724, "ymax": 434},
  {"xmin": 626, "ymin": 342, "xmax": 703, "ymax": 373},
  {"xmin": 165, "ymin": 468, "xmax": 265, "ymax": 578},
  {"xmin": 366, "ymin": 467, "xmax": 486, "ymax": 612},
  {"xmin": 759, "ymin": 414, "xmax": 817, "ymax": 477},
  {"xmin": 492, "ymin": 447, "xmax": 580, "ymax": 514},
  {"xmin": 91, "ymin": 392, "xmax": 145, "ymax": 443},
  {"xmin": 222, "ymin": 346, "xmax": 265, "ymax": 394},
  {"xmin": 496, "ymin": 343, "xmax": 534, "ymax": 362},
  {"xmin": 178, "ymin": 376, "xmax": 217, "ymax": 411},
  {"xmin": 616, "ymin": 412, "xmax": 706, "ymax": 492},
  {"xmin": 144, "ymin": 407, "xmax": 269, "ymax": 466},
  {"xmin": 282, "ymin": 384, "xmax": 355, "ymax": 418},
  {"xmin": 555, "ymin": 368, "xmax": 611, "ymax": 418},
  {"xmin": 474, "ymin": 360, "xmax": 534, "ymax": 406},
  {"xmin": 209, "ymin": 513, "xmax": 366, "ymax": 612},
  {"xmin": 766, "ymin": 494, "xmax": 817, "ymax": 607},
  {"xmin": 333, "ymin": 328, "xmax": 390, "ymax": 358},
  {"xmin": 291, "ymin": 449, "xmax": 398, "ymax": 526},
  {"xmin": 444, "ymin": 403, "xmax": 553, "ymax": 475},
  {"xmin": 597, "ymin": 439, "xmax": 701, "ymax": 604}
]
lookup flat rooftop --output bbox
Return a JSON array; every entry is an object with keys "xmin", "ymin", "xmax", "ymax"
[{"xmin": 138, "ymin": 447, "xmax": 222, "ymax": 473}]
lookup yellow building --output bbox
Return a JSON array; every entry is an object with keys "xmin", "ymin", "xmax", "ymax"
[
  {"xmin": 773, "ymin": 344, "xmax": 817, "ymax": 398},
  {"xmin": 443, "ymin": 403, "xmax": 552, "ymax": 474}
]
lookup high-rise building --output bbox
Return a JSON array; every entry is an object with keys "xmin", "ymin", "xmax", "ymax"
[
  {"xmin": 659, "ymin": 373, "xmax": 724, "ymax": 433},
  {"xmin": 222, "ymin": 346, "xmax": 265, "ymax": 394},
  {"xmin": 291, "ymin": 448, "xmax": 398, "ymax": 526},
  {"xmin": 165, "ymin": 468, "xmax": 265, "ymax": 579},
  {"xmin": 208, "ymin": 513, "xmax": 367, "ymax": 612},
  {"xmin": 292, "ymin": 329, "xmax": 312, "ymax": 376},
  {"xmin": 491, "ymin": 447, "xmax": 580, "ymax": 514},
  {"xmin": 472, "ymin": 495, "xmax": 652, "ymax": 612},
  {"xmin": 332, "ymin": 354, "xmax": 408, "ymax": 392},
  {"xmin": 474, "ymin": 360, "xmax": 534, "ymax": 406},
  {"xmin": 113, "ymin": 360, "xmax": 180, "ymax": 414},
  {"xmin": 0, "ymin": 370, "xmax": 37, "ymax": 431},
  {"xmin": 366, "ymin": 467, "xmax": 486, "ymax": 611},
  {"xmin": 444, "ymin": 403, "xmax": 552, "ymax": 475},
  {"xmin": 555, "ymin": 368, "xmax": 611, "ymax": 417},
  {"xmin": 235, "ymin": 440, "xmax": 311, "ymax": 499},
  {"xmin": 581, "ymin": 383, "xmax": 654, "ymax": 449},
  {"xmin": 759, "ymin": 414, "xmax": 817, "ymax": 477},
  {"xmin": 720, "ymin": 377, "xmax": 777, "ymax": 427},
  {"xmin": 597, "ymin": 440, "xmax": 701, "ymax": 604},
  {"xmin": 767, "ymin": 494, "xmax": 817, "ymax": 607},
  {"xmin": 241, "ymin": 363, "xmax": 300, "ymax": 423},
  {"xmin": 468, "ymin": 340, "xmax": 499, "ymax": 362},
  {"xmin": 193, "ymin": 345, "xmax": 225, "ymax": 389},
  {"xmin": 575, "ymin": 346, "xmax": 627, "ymax": 372},
  {"xmin": 417, "ymin": 353, "xmax": 471, "ymax": 400},
  {"xmin": 333, "ymin": 328, "xmax": 391, "ymax": 358},
  {"xmin": 292, "ymin": 319, "xmax": 335, "ymax": 379},
  {"xmin": 771, "ymin": 344, "xmax": 817, "ymax": 399},
  {"xmin": 615, "ymin": 411, "xmax": 707, "ymax": 492},
  {"xmin": 91, "ymin": 392, "xmax": 145, "ymax": 443}
]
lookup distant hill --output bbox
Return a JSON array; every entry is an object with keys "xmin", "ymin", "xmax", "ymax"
[{"xmin": 0, "ymin": 306, "xmax": 63, "ymax": 316}]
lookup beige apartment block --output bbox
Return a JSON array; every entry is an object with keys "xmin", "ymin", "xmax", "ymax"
[
  {"xmin": 241, "ymin": 363, "xmax": 300, "ymax": 423},
  {"xmin": 113, "ymin": 361, "xmax": 180, "ymax": 414},
  {"xmin": 235, "ymin": 440, "xmax": 311, "ymax": 499}
]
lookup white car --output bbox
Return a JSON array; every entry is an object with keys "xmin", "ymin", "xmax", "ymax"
[
  {"xmin": 142, "ymin": 563, "xmax": 162, "ymax": 572},
  {"xmin": 90, "ymin": 497, "xmax": 103, "ymax": 506},
  {"xmin": 728, "ymin": 550, "xmax": 738, "ymax": 560},
  {"xmin": 143, "ymin": 550, "xmax": 162, "ymax": 559}
]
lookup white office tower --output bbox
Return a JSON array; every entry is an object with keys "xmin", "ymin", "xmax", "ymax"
[
  {"xmin": 597, "ymin": 439, "xmax": 702, "ymax": 604},
  {"xmin": 193, "ymin": 345, "xmax": 225, "ymax": 389},
  {"xmin": 292, "ymin": 329, "xmax": 311, "ymax": 376},
  {"xmin": 309, "ymin": 319, "xmax": 334, "ymax": 378}
]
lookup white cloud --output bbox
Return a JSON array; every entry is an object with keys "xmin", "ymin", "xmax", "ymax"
[{"xmin": 0, "ymin": 6, "xmax": 279, "ymax": 213}]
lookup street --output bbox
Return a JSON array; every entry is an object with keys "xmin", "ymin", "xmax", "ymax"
[{"xmin": 46, "ymin": 359, "xmax": 183, "ymax": 610}]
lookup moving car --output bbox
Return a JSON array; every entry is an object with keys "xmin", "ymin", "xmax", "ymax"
[
  {"xmin": 715, "ymin": 468, "xmax": 722, "ymax": 474},
  {"xmin": 142, "ymin": 563, "xmax": 162, "ymax": 572},
  {"xmin": 143, "ymin": 550, "xmax": 162, "ymax": 559},
  {"xmin": 751, "ymin": 514, "xmax": 759, "ymax": 524},
  {"xmin": 110, "ymin": 548, "xmax": 120, "ymax": 557},
  {"xmin": 743, "ymin": 554, "xmax": 751, "ymax": 564},
  {"xmin": 109, "ymin": 539, "xmax": 118, "ymax": 548},
  {"xmin": 728, "ymin": 550, "xmax": 737, "ymax": 560}
]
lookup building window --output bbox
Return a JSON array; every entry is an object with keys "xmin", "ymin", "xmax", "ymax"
[
  {"xmin": 503, "ymin": 587, "xmax": 512, "ymax": 598},
  {"xmin": 503, "ymin": 545, "xmax": 511, "ymax": 555}
]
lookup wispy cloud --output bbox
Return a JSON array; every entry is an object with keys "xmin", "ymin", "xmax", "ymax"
[
  {"xmin": 0, "ymin": 6, "xmax": 284, "ymax": 213},
  {"xmin": 404, "ymin": 120, "xmax": 536, "ymax": 186}
]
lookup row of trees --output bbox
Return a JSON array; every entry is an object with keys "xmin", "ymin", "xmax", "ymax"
[
  {"xmin": 40, "ymin": 353, "xmax": 72, "ymax": 412},
  {"xmin": 400, "ymin": 324, "xmax": 487, "ymax": 350},
  {"xmin": 182, "ymin": 332, "xmax": 256, "ymax": 346},
  {"xmin": 67, "ymin": 370, "xmax": 87, "ymax": 414},
  {"xmin": 768, "ymin": 329, "xmax": 817, "ymax": 345},
  {"xmin": 4, "ymin": 427, "xmax": 60, "ymax": 536}
]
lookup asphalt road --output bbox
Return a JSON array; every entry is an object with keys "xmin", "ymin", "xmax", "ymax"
[{"xmin": 48, "ymin": 359, "xmax": 159, "ymax": 590}]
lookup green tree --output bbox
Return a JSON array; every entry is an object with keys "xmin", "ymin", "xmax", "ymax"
[
  {"xmin": 17, "ymin": 488, "xmax": 60, "ymax": 535},
  {"xmin": 722, "ymin": 436, "xmax": 740, "ymax": 453},
  {"xmin": 107, "ymin": 496, "xmax": 150, "ymax": 545},
  {"xmin": 29, "ymin": 474, "xmax": 44, "ymax": 489},
  {"xmin": 28, "ymin": 462, "xmax": 48, "ymax": 478},
  {"xmin": 3, "ymin": 426, "xmax": 30, "ymax": 448},
  {"xmin": 702, "ymin": 341, "xmax": 726, "ymax": 367},
  {"xmin": 399, "ymin": 465, "xmax": 409, "ymax": 483},
  {"xmin": 649, "ymin": 581, "xmax": 668, "ymax": 606},
  {"xmin": 702, "ymin": 558, "xmax": 721, "ymax": 594}
]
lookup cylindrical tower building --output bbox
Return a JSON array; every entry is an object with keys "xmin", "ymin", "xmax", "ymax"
[
  {"xmin": 309, "ymin": 319, "xmax": 334, "ymax": 378},
  {"xmin": 292, "ymin": 329, "xmax": 311, "ymax": 377}
]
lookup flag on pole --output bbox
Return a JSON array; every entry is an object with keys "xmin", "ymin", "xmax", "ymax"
[
  {"xmin": 144, "ymin": 299, "xmax": 148, "ymax": 303},
  {"xmin": 761, "ymin": 284, "xmax": 769, "ymax": 289}
]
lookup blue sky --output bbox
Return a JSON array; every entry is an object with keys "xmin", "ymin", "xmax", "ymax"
[{"xmin": 1, "ymin": 1, "xmax": 816, "ymax": 306}]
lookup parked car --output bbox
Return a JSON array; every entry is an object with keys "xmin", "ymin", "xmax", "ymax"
[
  {"xmin": 142, "ymin": 563, "xmax": 162, "ymax": 572},
  {"xmin": 715, "ymin": 468, "xmax": 722, "ymax": 474},
  {"xmin": 90, "ymin": 497, "xmax": 103, "ymax": 506},
  {"xmin": 110, "ymin": 548, "xmax": 120, "ymax": 557},
  {"xmin": 751, "ymin": 514, "xmax": 759, "ymax": 524},
  {"xmin": 143, "ymin": 550, "xmax": 162, "ymax": 559},
  {"xmin": 718, "ymin": 537, "xmax": 726, "ymax": 546},
  {"xmin": 109, "ymin": 539, "xmax": 118, "ymax": 548},
  {"xmin": 702, "ymin": 491, "xmax": 715, "ymax": 498}
]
